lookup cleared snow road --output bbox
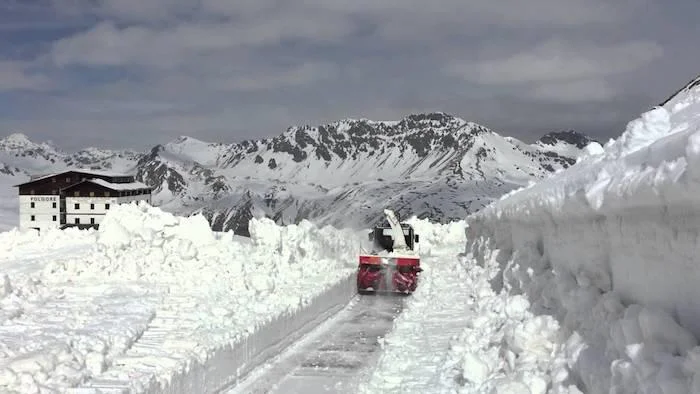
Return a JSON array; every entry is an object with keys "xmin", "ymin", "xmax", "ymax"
[{"xmin": 225, "ymin": 293, "xmax": 405, "ymax": 394}]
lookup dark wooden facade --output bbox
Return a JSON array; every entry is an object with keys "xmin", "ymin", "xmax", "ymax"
[{"xmin": 14, "ymin": 171, "xmax": 137, "ymax": 196}]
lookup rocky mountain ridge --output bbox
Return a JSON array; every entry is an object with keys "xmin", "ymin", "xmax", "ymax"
[{"xmin": 0, "ymin": 113, "xmax": 597, "ymax": 235}]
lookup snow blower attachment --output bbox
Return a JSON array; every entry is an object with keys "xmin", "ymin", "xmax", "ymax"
[{"xmin": 357, "ymin": 209, "xmax": 422, "ymax": 294}]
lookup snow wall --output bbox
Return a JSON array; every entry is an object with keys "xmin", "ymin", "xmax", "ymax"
[
  {"xmin": 466, "ymin": 93, "xmax": 700, "ymax": 392},
  {"xmin": 84, "ymin": 274, "xmax": 357, "ymax": 393},
  {"xmin": 78, "ymin": 204, "xmax": 360, "ymax": 393},
  {"xmin": 0, "ymin": 202, "xmax": 362, "ymax": 393}
]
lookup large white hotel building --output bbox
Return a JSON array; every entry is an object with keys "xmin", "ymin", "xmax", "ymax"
[{"xmin": 14, "ymin": 170, "xmax": 152, "ymax": 232}]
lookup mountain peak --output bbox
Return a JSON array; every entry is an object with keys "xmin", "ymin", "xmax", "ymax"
[
  {"xmin": 537, "ymin": 130, "xmax": 596, "ymax": 149},
  {"xmin": 0, "ymin": 132, "xmax": 33, "ymax": 148},
  {"xmin": 659, "ymin": 73, "xmax": 700, "ymax": 107},
  {"xmin": 403, "ymin": 112, "xmax": 454, "ymax": 122},
  {"xmin": 172, "ymin": 135, "xmax": 196, "ymax": 144},
  {"xmin": 165, "ymin": 135, "xmax": 217, "ymax": 149},
  {"xmin": 0, "ymin": 132, "xmax": 60, "ymax": 154}
]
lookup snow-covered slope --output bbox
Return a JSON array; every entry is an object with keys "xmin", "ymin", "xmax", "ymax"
[
  {"xmin": 0, "ymin": 114, "xmax": 595, "ymax": 235},
  {"xmin": 0, "ymin": 133, "xmax": 141, "ymax": 175},
  {"xmin": 133, "ymin": 113, "xmax": 595, "ymax": 235},
  {"xmin": 213, "ymin": 114, "xmax": 578, "ymax": 184},
  {"xmin": 0, "ymin": 133, "xmax": 67, "ymax": 175},
  {"xmin": 457, "ymin": 75, "xmax": 700, "ymax": 392}
]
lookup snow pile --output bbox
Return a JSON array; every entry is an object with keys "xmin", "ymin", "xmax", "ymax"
[
  {"xmin": 464, "ymin": 82, "xmax": 700, "ymax": 392},
  {"xmin": 0, "ymin": 227, "xmax": 92, "ymax": 257},
  {"xmin": 0, "ymin": 202, "xmax": 362, "ymax": 393},
  {"xmin": 447, "ymin": 293, "xmax": 565, "ymax": 394},
  {"xmin": 48, "ymin": 202, "xmax": 357, "ymax": 293},
  {"xmin": 403, "ymin": 216, "xmax": 467, "ymax": 255}
]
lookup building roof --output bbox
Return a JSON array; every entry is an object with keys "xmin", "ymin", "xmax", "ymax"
[
  {"xmin": 69, "ymin": 169, "xmax": 132, "ymax": 178},
  {"xmin": 62, "ymin": 178, "xmax": 151, "ymax": 192},
  {"xmin": 87, "ymin": 178, "xmax": 150, "ymax": 191},
  {"xmin": 13, "ymin": 169, "xmax": 134, "ymax": 187},
  {"xmin": 29, "ymin": 172, "xmax": 58, "ymax": 181},
  {"xmin": 16, "ymin": 172, "xmax": 58, "ymax": 185}
]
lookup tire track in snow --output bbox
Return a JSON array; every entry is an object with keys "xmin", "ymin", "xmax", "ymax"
[{"xmin": 225, "ymin": 293, "xmax": 406, "ymax": 394}]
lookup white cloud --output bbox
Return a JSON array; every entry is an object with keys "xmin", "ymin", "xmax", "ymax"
[
  {"xmin": 531, "ymin": 79, "xmax": 617, "ymax": 102},
  {"xmin": 50, "ymin": 12, "xmax": 355, "ymax": 69},
  {"xmin": 1, "ymin": 0, "xmax": 683, "ymax": 150},
  {"xmin": 48, "ymin": 0, "xmax": 633, "ymax": 67},
  {"xmin": 212, "ymin": 62, "xmax": 338, "ymax": 92},
  {"xmin": 49, "ymin": 0, "xmax": 624, "ymax": 27},
  {"xmin": 445, "ymin": 40, "xmax": 663, "ymax": 85},
  {"xmin": 49, "ymin": 0, "xmax": 192, "ymax": 21},
  {"xmin": 0, "ymin": 62, "xmax": 52, "ymax": 92}
]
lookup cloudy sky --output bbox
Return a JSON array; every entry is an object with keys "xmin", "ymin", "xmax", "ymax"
[{"xmin": 0, "ymin": 0, "xmax": 698, "ymax": 151}]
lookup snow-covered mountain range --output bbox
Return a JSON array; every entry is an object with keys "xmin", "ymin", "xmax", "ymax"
[{"xmin": 0, "ymin": 112, "xmax": 596, "ymax": 234}]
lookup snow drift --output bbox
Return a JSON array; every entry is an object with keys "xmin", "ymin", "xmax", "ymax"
[
  {"xmin": 0, "ymin": 202, "xmax": 362, "ymax": 393},
  {"xmin": 465, "ymin": 80, "xmax": 700, "ymax": 392}
]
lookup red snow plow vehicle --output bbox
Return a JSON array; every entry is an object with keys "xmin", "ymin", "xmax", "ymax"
[{"xmin": 357, "ymin": 210, "xmax": 422, "ymax": 294}]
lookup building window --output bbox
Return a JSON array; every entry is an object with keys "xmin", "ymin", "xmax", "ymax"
[
  {"xmin": 66, "ymin": 177, "xmax": 70, "ymax": 182},
  {"xmin": 90, "ymin": 203, "xmax": 95, "ymax": 210},
  {"xmin": 90, "ymin": 218, "xmax": 95, "ymax": 224},
  {"xmin": 105, "ymin": 203, "xmax": 110, "ymax": 210},
  {"xmin": 30, "ymin": 189, "xmax": 35, "ymax": 195},
  {"xmin": 75, "ymin": 218, "xmax": 80, "ymax": 224},
  {"xmin": 51, "ymin": 190, "xmax": 57, "ymax": 195},
  {"xmin": 52, "ymin": 202, "xmax": 57, "ymax": 209},
  {"xmin": 30, "ymin": 215, "xmax": 35, "ymax": 221},
  {"xmin": 74, "ymin": 191, "xmax": 80, "ymax": 197},
  {"xmin": 52, "ymin": 215, "xmax": 57, "ymax": 222},
  {"xmin": 74, "ymin": 203, "xmax": 80, "ymax": 210},
  {"xmin": 30, "ymin": 202, "xmax": 35, "ymax": 208},
  {"xmin": 52, "ymin": 178, "xmax": 56, "ymax": 183},
  {"xmin": 89, "ymin": 191, "xmax": 95, "ymax": 197},
  {"xmin": 104, "ymin": 191, "xmax": 110, "ymax": 197}
]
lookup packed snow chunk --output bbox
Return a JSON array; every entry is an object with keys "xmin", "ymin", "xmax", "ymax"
[
  {"xmin": 164, "ymin": 213, "xmax": 217, "ymax": 248},
  {"xmin": 611, "ymin": 106, "xmax": 672, "ymax": 157},
  {"xmin": 461, "ymin": 352, "xmax": 490, "ymax": 385},
  {"xmin": 584, "ymin": 142, "xmax": 604, "ymax": 156},
  {"xmin": 576, "ymin": 142, "xmax": 605, "ymax": 163},
  {"xmin": 97, "ymin": 201, "xmax": 215, "ymax": 250},
  {"xmin": 504, "ymin": 295, "xmax": 530, "ymax": 320}
]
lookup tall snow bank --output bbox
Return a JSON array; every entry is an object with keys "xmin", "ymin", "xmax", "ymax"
[
  {"xmin": 49, "ymin": 202, "xmax": 358, "ymax": 295},
  {"xmin": 404, "ymin": 216, "xmax": 467, "ymax": 256},
  {"xmin": 9, "ymin": 202, "xmax": 364, "ymax": 393},
  {"xmin": 467, "ymin": 83, "xmax": 700, "ymax": 393}
]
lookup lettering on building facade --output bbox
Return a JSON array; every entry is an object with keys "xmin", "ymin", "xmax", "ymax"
[{"xmin": 29, "ymin": 196, "xmax": 58, "ymax": 202}]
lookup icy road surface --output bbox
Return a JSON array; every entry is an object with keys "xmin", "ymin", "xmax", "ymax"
[{"xmin": 226, "ymin": 293, "xmax": 405, "ymax": 393}]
